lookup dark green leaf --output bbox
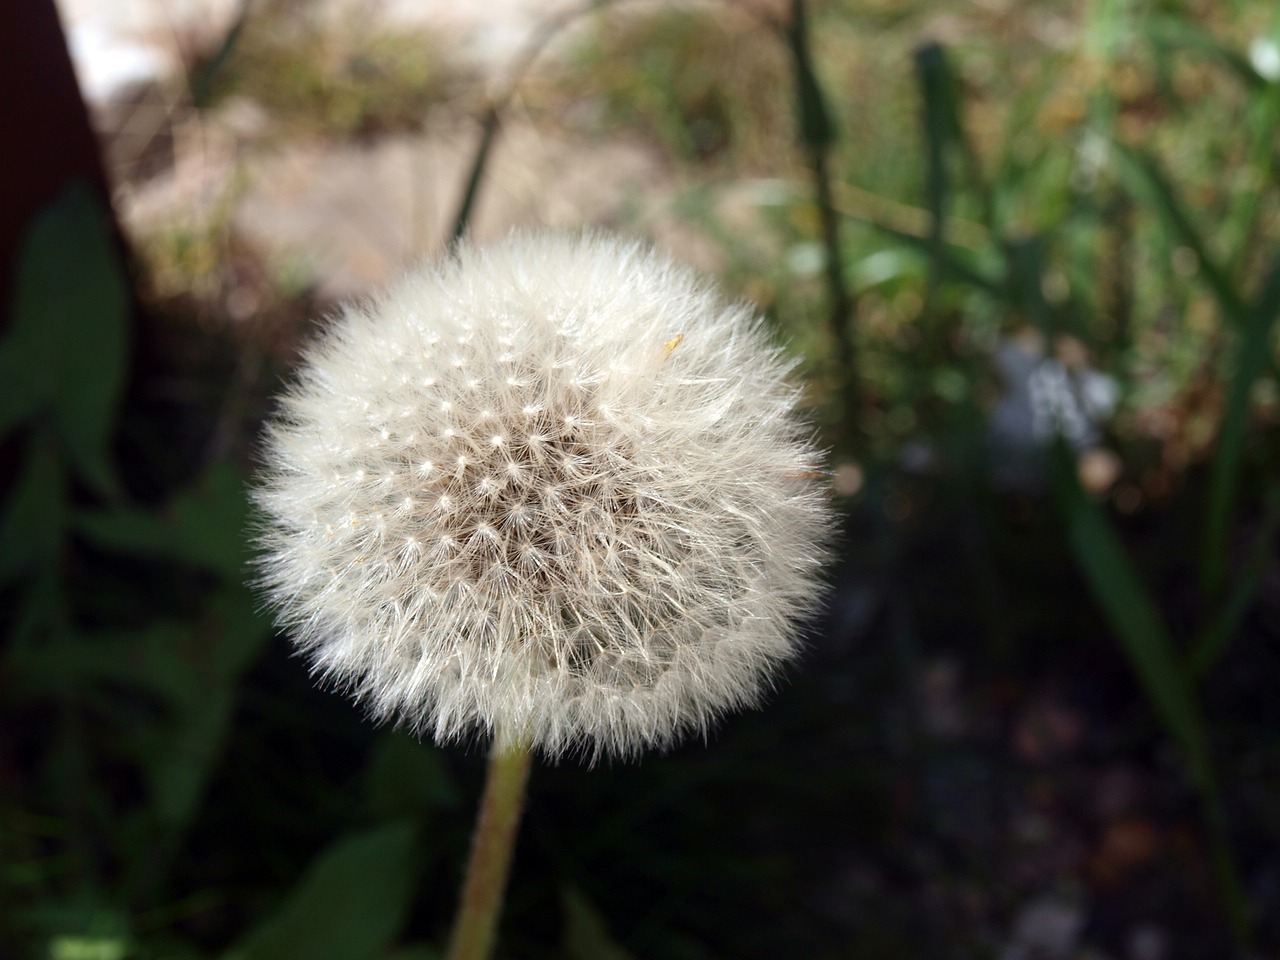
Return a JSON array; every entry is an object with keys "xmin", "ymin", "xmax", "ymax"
[
  {"xmin": 0, "ymin": 336, "xmax": 41, "ymax": 437},
  {"xmin": 6, "ymin": 624, "xmax": 191, "ymax": 704},
  {"xmin": 365, "ymin": 733, "xmax": 459, "ymax": 822},
  {"xmin": 1190, "ymin": 519, "xmax": 1274, "ymax": 680},
  {"xmin": 3, "ymin": 181, "xmax": 130, "ymax": 495},
  {"xmin": 207, "ymin": 584, "xmax": 275, "ymax": 678},
  {"xmin": 561, "ymin": 887, "xmax": 635, "ymax": 960},
  {"xmin": 449, "ymin": 108, "xmax": 499, "ymax": 245},
  {"xmin": 1050, "ymin": 442, "xmax": 1210, "ymax": 783},
  {"xmin": 914, "ymin": 42, "xmax": 994, "ymax": 240},
  {"xmin": 1051, "ymin": 464, "xmax": 1249, "ymax": 940},
  {"xmin": 146, "ymin": 687, "xmax": 236, "ymax": 829},
  {"xmin": 4, "ymin": 575, "xmax": 65, "ymax": 653},
  {"xmin": 8, "ymin": 598, "xmax": 268, "ymax": 706},
  {"xmin": 76, "ymin": 462, "xmax": 253, "ymax": 580},
  {"xmin": 873, "ymin": 224, "xmax": 1002, "ymax": 293},
  {"xmin": 0, "ymin": 437, "xmax": 68, "ymax": 581},
  {"xmin": 1112, "ymin": 143, "xmax": 1245, "ymax": 325},
  {"xmin": 1201, "ymin": 261, "xmax": 1280, "ymax": 599},
  {"xmin": 224, "ymin": 822, "xmax": 420, "ymax": 960}
]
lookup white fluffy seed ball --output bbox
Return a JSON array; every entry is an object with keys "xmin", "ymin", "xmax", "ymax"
[{"xmin": 254, "ymin": 232, "xmax": 831, "ymax": 760}]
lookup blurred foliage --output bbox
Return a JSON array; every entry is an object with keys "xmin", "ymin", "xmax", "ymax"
[
  {"xmin": 189, "ymin": 0, "xmax": 468, "ymax": 138},
  {"xmin": 6, "ymin": 1, "xmax": 1280, "ymax": 958},
  {"xmin": 556, "ymin": 5, "xmax": 794, "ymax": 170}
]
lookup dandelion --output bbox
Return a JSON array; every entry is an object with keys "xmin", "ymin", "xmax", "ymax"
[
  {"xmin": 253, "ymin": 232, "xmax": 831, "ymax": 958},
  {"xmin": 256, "ymin": 230, "xmax": 830, "ymax": 758}
]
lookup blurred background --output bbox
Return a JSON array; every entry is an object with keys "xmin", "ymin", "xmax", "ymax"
[{"xmin": 2, "ymin": 0, "xmax": 1279, "ymax": 957}]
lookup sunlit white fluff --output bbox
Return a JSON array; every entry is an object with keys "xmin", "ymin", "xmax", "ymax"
[{"xmin": 254, "ymin": 232, "xmax": 830, "ymax": 760}]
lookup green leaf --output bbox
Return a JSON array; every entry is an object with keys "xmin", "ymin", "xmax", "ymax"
[
  {"xmin": 9, "ymin": 597, "xmax": 268, "ymax": 706},
  {"xmin": 168, "ymin": 463, "xmax": 256, "ymax": 578},
  {"xmin": 14, "ymin": 626, "xmax": 221, "ymax": 836},
  {"xmin": 76, "ymin": 462, "xmax": 253, "ymax": 580},
  {"xmin": 48, "ymin": 934, "xmax": 130, "ymax": 960},
  {"xmin": 1223, "ymin": 48, "xmax": 1280, "ymax": 275},
  {"xmin": 35, "ymin": 906, "xmax": 133, "ymax": 960},
  {"xmin": 561, "ymin": 887, "xmax": 635, "ymax": 960},
  {"xmin": 365, "ymin": 733, "xmax": 459, "ymax": 822},
  {"xmin": 846, "ymin": 248, "xmax": 927, "ymax": 290},
  {"xmin": 1050, "ymin": 442, "xmax": 1210, "ymax": 782},
  {"xmin": 224, "ymin": 821, "xmax": 420, "ymax": 960},
  {"xmin": 1193, "ymin": 484, "xmax": 1280, "ymax": 682},
  {"xmin": 4, "ymin": 574, "xmax": 66, "ymax": 653},
  {"xmin": 873, "ymin": 224, "xmax": 1001, "ymax": 294},
  {"xmin": 2, "ymin": 181, "xmax": 130, "ymax": 495},
  {"xmin": 0, "ymin": 436, "xmax": 67, "ymax": 582},
  {"xmin": 1112, "ymin": 143, "xmax": 1246, "ymax": 325},
  {"xmin": 1082, "ymin": 0, "xmax": 1132, "ymax": 62},
  {"xmin": 1052, "ymin": 445, "xmax": 1252, "ymax": 942},
  {"xmin": 0, "ymin": 336, "xmax": 40, "ymax": 436},
  {"xmin": 140, "ymin": 685, "xmax": 237, "ymax": 829},
  {"xmin": 1144, "ymin": 15, "xmax": 1266, "ymax": 89},
  {"xmin": 1201, "ymin": 261, "xmax": 1280, "ymax": 600},
  {"xmin": 206, "ymin": 583, "xmax": 275, "ymax": 679},
  {"xmin": 7, "ymin": 624, "xmax": 190, "ymax": 704}
]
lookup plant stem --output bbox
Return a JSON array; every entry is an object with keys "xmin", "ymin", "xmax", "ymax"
[
  {"xmin": 785, "ymin": 0, "xmax": 860, "ymax": 440},
  {"xmin": 1194, "ymin": 764, "xmax": 1252, "ymax": 949},
  {"xmin": 449, "ymin": 106, "xmax": 500, "ymax": 246},
  {"xmin": 445, "ymin": 736, "xmax": 533, "ymax": 960}
]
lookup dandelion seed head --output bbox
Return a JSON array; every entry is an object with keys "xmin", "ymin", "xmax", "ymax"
[{"xmin": 253, "ymin": 232, "xmax": 831, "ymax": 760}]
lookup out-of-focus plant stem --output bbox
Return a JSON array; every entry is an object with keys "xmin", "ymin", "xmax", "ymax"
[
  {"xmin": 785, "ymin": 0, "xmax": 859, "ymax": 441},
  {"xmin": 449, "ymin": 106, "xmax": 500, "ymax": 246},
  {"xmin": 449, "ymin": 0, "xmax": 621, "ymax": 244}
]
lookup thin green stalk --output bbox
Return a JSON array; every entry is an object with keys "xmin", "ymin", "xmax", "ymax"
[
  {"xmin": 448, "ymin": 106, "xmax": 500, "ymax": 245},
  {"xmin": 187, "ymin": 0, "xmax": 252, "ymax": 107},
  {"xmin": 446, "ymin": 737, "xmax": 534, "ymax": 960},
  {"xmin": 1201, "ymin": 261, "xmax": 1280, "ymax": 602},
  {"xmin": 785, "ymin": 0, "xmax": 859, "ymax": 434},
  {"xmin": 1051, "ymin": 441, "xmax": 1252, "ymax": 948},
  {"xmin": 446, "ymin": 0, "xmax": 622, "ymax": 246},
  {"xmin": 1193, "ymin": 763, "xmax": 1252, "ymax": 948},
  {"xmin": 1189, "ymin": 488, "xmax": 1280, "ymax": 680}
]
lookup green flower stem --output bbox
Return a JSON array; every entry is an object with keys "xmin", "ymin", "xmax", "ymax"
[{"xmin": 446, "ymin": 736, "xmax": 533, "ymax": 960}]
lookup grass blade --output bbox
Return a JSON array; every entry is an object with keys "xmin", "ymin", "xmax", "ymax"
[
  {"xmin": 1190, "ymin": 489, "xmax": 1280, "ymax": 679},
  {"xmin": 448, "ymin": 107, "xmax": 499, "ymax": 245},
  {"xmin": 1144, "ymin": 15, "xmax": 1266, "ymax": 91},
  {"xmin": 1052, "ymin": 442, "xmax": 1208, "ymax": 774},
  {"xmin": 873, "ymin": 224, "xmax": 1001, "ymax": 294},
  {"xmin": 1051, "ymin": 442, "xmax": 1250, "ymax": 944},
  {"xmin": 225, "ymin": 822, "xmax": 421, "ymax": 960},
  {"xmin": 1200, "ymin": 260, "xmax": 1280, "ymax": 601},
  {"xmin": 1112, "ymin": 143, "xmax": 1246, "ymax": 325}
]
